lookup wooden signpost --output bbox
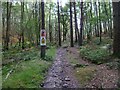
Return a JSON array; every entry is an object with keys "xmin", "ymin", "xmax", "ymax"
[{"xmin": 41, "ymin": 0, "xmax": 46, "ymax": 58}]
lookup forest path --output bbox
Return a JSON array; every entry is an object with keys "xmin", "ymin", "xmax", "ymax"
[
  {"xmin": 41, "ymin": 46, "xmax": 118, "ymax": 88},
  {"xmin": 42, "ymin": 47, "xmax": 80, "ymax": 88}
]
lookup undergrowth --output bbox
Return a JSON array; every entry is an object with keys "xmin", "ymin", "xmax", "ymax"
[
  {"xmin": 2, "ymin": 46, "xmax": 56, "ymax": 88},
  {"xmin": 80, "ymin": 37, "xmax": 112, "ymax": 64}
]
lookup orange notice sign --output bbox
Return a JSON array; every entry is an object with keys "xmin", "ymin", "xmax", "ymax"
[{"xmin": 40, "ymin": 30, "xmax": 46, "ymax": 46}]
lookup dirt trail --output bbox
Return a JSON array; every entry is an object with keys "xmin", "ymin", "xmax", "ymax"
[
  {"xmin": 42, "ymin": 48, "xmax": 80, "ymax": 88},
  {"xmin": 42, "ymin": 47, "xmax": 118, "ymax": 88},
  {"xmin": 66, "ymin": 47, "xmax": 118, "ymax": 88}
]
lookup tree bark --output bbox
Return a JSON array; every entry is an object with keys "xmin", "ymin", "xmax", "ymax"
[
  {"xmin": 89, "ymin": 2, "xmax": 92, "ymax": 37},
  {"xmin": 113, "ymin": 1, "xmax": 120, "ymax": 57},
  {"xmin": 109, "ymin": 1, "xmax": 113, "ymax": 39},
  {"xmin": 21, "ymin": 1, "xmax": 25, "ymax": 49},
  {"xmin": 41, "ymin": 0, "xmax": 46, "ymax": 58},
  {"xmin": 94, "ymin": 2, "xmax": 100, "ymax": 37},
  {"xmin": 49, "ymin": 4, "xmax": 52, "ymax": 42},
  {"xmin": 70, "ymin": 1, "xmax": 74, "ymax": 47},
  {"xmin": 2, "ymin": 5, "xmax": 5, "ymax": 50},
  {"xmin": 5, "ymin": 2, "xmax": 12, "ymax": 50},
  {"xmin": 79, "ymin": 1, "xmax": 83, "ymax": 46},
  {"xmin": 38, "ymin": 2, "xmax": 41, "ymax": 45},
  {"xmin": 57, "ymin": 0, "xmax": 61, "ymax": 46},
  {"xmin": 104, "ymin": 1, "xmax": 109, "ymax": 33},
  {"xmin": 73, "ymin": 1, "xmax": 78, "ymax": 43},
  {"xmin": 98, "ymin": 2, "xmax": 102, "ymax": 44},
  {"xmin": 62, "ymin": 15, "xmax": 65, "ymax": 42},
  {"xmin": 35, "ymin": 2, "xmax": 39, "ymax": 46}
]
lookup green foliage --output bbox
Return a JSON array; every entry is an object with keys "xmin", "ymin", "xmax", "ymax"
[
  {"xmin": 2, "ymin": 59, "xmax": 50, "ymax": 88},
  {"xmin": 80, "ymin": 45, "xmax": 111, "ymax": 64},
  {"xmin": 2, "ymin": 47, "xmax": 56, "ymax": 88},
  {"xmin": 46, "ymin": 46, "xmax": 56, "ymax": 58},
  {"xmin": 3, "ymin": 48, "xmax": 38, "ymax": 62},
  {"xmin": 74, "ymin": 64, "xmax": 88, "ymax": 68},
  {"xmin": 93, "ymin": 37, "xmax": 113, "ymax": 45}
]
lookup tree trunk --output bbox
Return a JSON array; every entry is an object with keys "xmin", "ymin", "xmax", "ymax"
[
  {"xmin": 103, "ymin": 1, "xmax": 108, "ymax": 34},
  {"xmin": 21, "ymin": 2, "xmax": 25, "ymax": 49},
  {"xmin": 89, "ymin": 2, "xmax": 92, "ymax": 37},
  {"xmin": 109, "ymin": 1, "xmax": 113, "ymax": 39},
  {"xmin": 73, "ymin": 1, "xmax": 78, "ymax": 43},
  {"xmin": 61, "ymin": 7, "xmax": 65, "ymax": 42},
  {"xmin": 98, "ymin": 2, "xmax": 102, "ymax": 44},
  {"xmin": 2, "ymin": 6, "xmax": 5, "ymax": 51},
  {"xmin": 5, "ymin": 2, "xmax": 12, "ymax": 50},
  {"xmin": 35, "ymin": 2, "xmax": 39, "ymax": 46},
  {"xmin": 49, "ymin": 4, "xmax": 52, "ymax": 43},
  {"xmin": 55, "ymin": 15, "xmax": 58, "ymax": 44},
  {"xmin": 94, "ymin": 2, "xmax": 100, "ymax": 37},
  {"xmin": 57, "ymin": 0, "xmax": 61, "ymax": 46},
  {"xmin": 113, "ymin": 2, "xmax": 120, "ymax": 57},
  {"xmin": 70, "ymin": 1, "xmax": 74, "ymax": 47},
  {"xmin": 41, "ymin": 0, "xmax": 46, "ymax": 58},
  {"xmin": 62, "ymin": 15, "xmax": 65, "ymax": 42},
  {"xmin": 38, "ymin": 2, "xmax": 41, "ymax": 45},
  {"xmin": 79, "ymin": 1, "xmax": 83, "ymax": 46}
]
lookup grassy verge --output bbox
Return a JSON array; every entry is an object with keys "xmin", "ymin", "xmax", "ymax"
[
  {"xmin": 67, "ymin": 51, "xmax": 96, "ymax": 86},
  {"xmin": 74, "ymin": 66, "xmax": 96, "ymax": 86},
  {"xmin": 2, "ymin": 46, "xmax": 56, "ymax": 88},
  {"xmin": 80, "ymin": 37, "xmax": 112, "ymax": 64}
]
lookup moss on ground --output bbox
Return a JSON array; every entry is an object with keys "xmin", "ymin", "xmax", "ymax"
[
  {"xmin": 67, "ymin": 50, "xmax": 96, "ymax": 86},
  {"xmin": 74, "ymin": 66, "xmax": 96, "ymax": 86}
]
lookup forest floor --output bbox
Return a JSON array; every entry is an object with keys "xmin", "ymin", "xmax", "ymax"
[
  {"xmin": 2, "ymin": 46, "xmax": 57, "ymax": 88},
  {"xmin": 42, "ymin": 46, "xmax": 119, "ymax": 88},
  {"xmin": 2, "ymin": 37, "xmax": 119, "ymax": 88}
]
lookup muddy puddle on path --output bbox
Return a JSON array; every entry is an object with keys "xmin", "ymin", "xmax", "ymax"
[{"xmin": 42, "ymin": 48, "xmax": 80, "ymax": 88}]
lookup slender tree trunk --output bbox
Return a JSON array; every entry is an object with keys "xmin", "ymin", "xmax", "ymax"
[
  {"xmin": 93, "ymin": 2, "xmax": 98, "ymax": 36},
  {"xmin": 89, "ymin": 2, "xmax": 92, "ymax": 37},
  {"xmin": 84, "ymin": 2, "xmax": 89, "ymax": 42},
  {"xmin": 98, "ymin": 2, "xmax": 102, "ymax": 44},
  {"xmin": 6, "ymin": 2, "xmax": 9, "ymax": 50},
  {"xmin": 57, "ymin": 0, "xmax": 61, "ymax": 46},
  {"xmin": 41, "ymin": 0, "xmax": 46, "ymax": 58},
  {"xmin": 2, "ymin": 6, "xmax": 5, "ymax": 50},
  {"xmin": 35, "ymin": 2, "xmax": 39, "ymax": 46},
  {"xmin": 55, "ymin": 15, "xmax": 58, "ymax": 44},
  {"xmin": 73, "ymin": 1, "xmax": 78, "ymax": 43},
  {"xmin": 18, "ymin": 34, "xmax": 21, "ymax": 47},
  {"xmin": 94, "ymin": 2, "xmax": 100, "ymax": 37},
  {"xmin": 38, "ymin": 2, "xmax": 41, "ymax": 45},
  {"xmin": 103, "ymin": 2, "xmax": 108, "ymax": 34},
  {"xmin": 5, "ymin": 2, "xmax": 12, "ymax": 50},
  {"xmin": 79, "ymin": 1, "xmax": 83, "ymax": 46},
  {"xmin": 61, "ymin": 7, "xmax": 65, "ymax": 42},
  {"xmin": 62, "ymin": 15, "xmax": 65, "ymax": 42},
  {"xmin": 49, "ymin": 4, "xmax": 52, "ymax": 42},
  {"xmin": 21, "ymin": 2, "xmax": 25, "ymax": 49},
  {"xmin": 103, "ymin": 22, "xmax": 107, "ymax": 34},
  {"xmin": 70, "ymin": 1, "xmax": 74, "ymax": 47},
  {"xmin": 109, "ymin": 1, "xmax": 113, "ymax": 39}
]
